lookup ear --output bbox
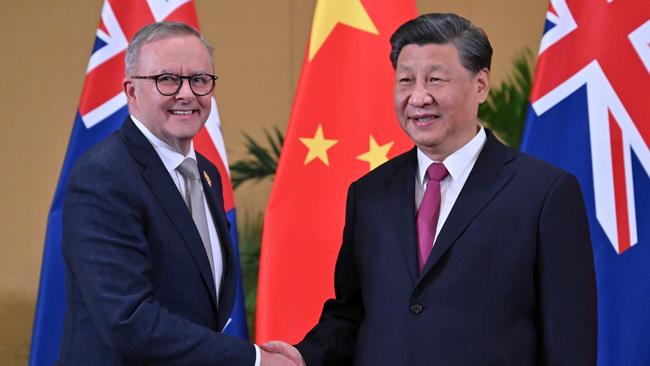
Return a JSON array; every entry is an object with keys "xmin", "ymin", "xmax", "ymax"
[
  {"xmin": 475, "ymin": 68, "xmax": 490, "ymax": 104},
  {"xmin": 123, "ymin": 77, "xmax": 136, "ymax": 102}
]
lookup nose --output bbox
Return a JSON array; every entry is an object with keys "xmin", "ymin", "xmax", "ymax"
[
  {"xmin": 175, "ymin": 78, "xmax": 195, "ymax": 99},
  {"xmin": 408, "ymin": 83, "xmax": 433, "ymax": 107}
]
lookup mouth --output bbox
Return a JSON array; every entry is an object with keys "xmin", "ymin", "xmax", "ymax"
[
  {"xmin": 169, "ymin": 109, "xmax": 197, "ymax": 116},
  {"xmin": 408, "ymin": 114, "xmax": 440, "ymax": 126}
]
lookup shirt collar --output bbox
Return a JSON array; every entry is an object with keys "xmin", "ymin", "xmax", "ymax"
[
  {"xmin": 131, "ymin": 115, "xmax": 197, "ymax": 174},
  {"xmin": 417, "ymin": 127, "xmax": 487, "ymax": 185}
]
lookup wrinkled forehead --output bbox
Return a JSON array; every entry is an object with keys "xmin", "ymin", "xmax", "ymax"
[
  {"xmin": 394, "ymin": 43, "xmax": 462, "ymax": 68},
  {"xmin": 135, "ymin": 35, "xmax": 214, "ymax": 73}
]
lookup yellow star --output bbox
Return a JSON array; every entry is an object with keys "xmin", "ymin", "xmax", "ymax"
[
  {"xmin": 308, "ymin": 0, "xmax": 379, "ymax": 61},
  {"xmin": 357, "ymin": 135, "xmax": 394, "ymax": 171},
  {"xmin": 299, "ymin": 124, "xmax": 339, "ymax": 166}
]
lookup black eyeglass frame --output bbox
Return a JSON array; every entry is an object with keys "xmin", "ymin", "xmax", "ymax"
[{"xmin": 130, "ymin": 73, "xmax": 219, "ymax": 96}]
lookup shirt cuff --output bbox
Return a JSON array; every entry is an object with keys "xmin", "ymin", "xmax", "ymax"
[{"xmin": 254, "ymin": 344, "xmax": 261, "ymax": 366}]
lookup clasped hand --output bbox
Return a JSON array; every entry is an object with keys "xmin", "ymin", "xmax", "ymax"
[{"xmin": 259, "ymin": 341, "xmax": 306, "ymax": 366}]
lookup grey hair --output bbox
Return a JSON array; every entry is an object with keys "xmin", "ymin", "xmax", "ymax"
[
  {"xmin": 389, "ymin": 13, "xmax": 492, "ymax": 74},
  {"xmin": 125, "ymin": 21, "xmax": 214, "ymax": 76}
]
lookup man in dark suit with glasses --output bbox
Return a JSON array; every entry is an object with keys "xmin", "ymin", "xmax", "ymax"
[{"xmin": 59, "ymin": 21, "xmax": 296, "ymax": 366}]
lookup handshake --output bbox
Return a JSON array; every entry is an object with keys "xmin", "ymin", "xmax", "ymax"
[{"xmin": 259, "ymin": 341, "xmax": 306, "ymax": 366}]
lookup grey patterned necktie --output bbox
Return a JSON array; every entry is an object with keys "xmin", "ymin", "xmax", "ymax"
[{"xmin": 177, "ymin": 158, "xmax": 215, "ymax": 276}]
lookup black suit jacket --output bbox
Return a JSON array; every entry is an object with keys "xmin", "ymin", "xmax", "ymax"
[
  {"xmin": 297, "ymin": 131, "xmax": 597, "ymax": 366},
  {"xmin": 59, "ymin": 117, "xmax": 254, "ymax": 365}
]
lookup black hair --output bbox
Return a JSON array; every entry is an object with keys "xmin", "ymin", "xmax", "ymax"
[{"xmin": 389, "ymin": 13, "xmax": 492, "ymax": 73}]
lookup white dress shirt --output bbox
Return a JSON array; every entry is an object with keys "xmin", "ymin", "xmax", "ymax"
[
  {"xmin": 415, "ymin": 127, "xmax": 487, "ymax": 247},
  {"xmin": 132, "ymin": 117, "xmax": 224, "ymax": 298}
]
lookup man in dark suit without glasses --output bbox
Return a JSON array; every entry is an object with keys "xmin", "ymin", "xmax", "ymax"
[{"xmin": 263, "ymin": 13, "xmax": 597, "ymax": 366}]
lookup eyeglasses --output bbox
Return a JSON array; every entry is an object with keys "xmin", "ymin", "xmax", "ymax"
[{"xmin": 130, "ymin": 73, "xmax": 218, "ymax": 96}]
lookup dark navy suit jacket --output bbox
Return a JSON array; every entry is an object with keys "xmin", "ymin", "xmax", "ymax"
[
  {"xmin": 297, "ymin": 131, "xmax": 597, "ymax": 366},
  {"xmin": 59, "ymin": 118, "xmax": 254, "ymax": 365}
]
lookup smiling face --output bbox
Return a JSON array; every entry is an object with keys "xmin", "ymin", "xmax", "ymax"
[
  {"xmin": 394, "ymin": 43, "xmax": 489, "ymax": 161},
  {"xmin": 123, "ymin": 35, "xmax": 214, "ymax": 155}
]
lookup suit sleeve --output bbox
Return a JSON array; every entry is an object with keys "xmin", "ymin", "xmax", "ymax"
[
  {"xmin": 62, "ymin": 157, "xmax": 255, "ymax": 365},
  {"xmin": 296, "ymin": 183, "xmax": 363, "ymax": 366},
  {"xmin": 537, "ymin": 173, "xmax": 597, "ymax": 365}
]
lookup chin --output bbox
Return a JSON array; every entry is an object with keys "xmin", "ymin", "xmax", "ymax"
[
  {"xmin": 168, "ymin": 125, "xmax": 203, "ymax": 140},
  {"xmin": 408, "ymin": 131, "xmax": 444, "ymax": 147}
]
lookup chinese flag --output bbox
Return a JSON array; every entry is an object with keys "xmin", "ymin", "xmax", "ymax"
[{"xmin": 256, "ymin": 0, "xmax": 417, "ymax": 343}]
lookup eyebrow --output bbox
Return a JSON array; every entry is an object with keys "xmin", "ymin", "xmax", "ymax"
[
  {"xmin": 157, "ymin": 70, "xmax": 211, "ymax": 75},
  {"xmin": 396, "ymin": 64, "xmax": 447, "ymax": 73}
]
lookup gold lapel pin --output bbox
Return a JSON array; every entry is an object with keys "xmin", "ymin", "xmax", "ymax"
[{"xmin": 203, "ymin": 171, "xmax": 212, "ymax": 187}]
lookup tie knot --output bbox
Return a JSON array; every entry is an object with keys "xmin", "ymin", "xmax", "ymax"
[
  {"xmin": 426, "ymin": 163, "xmax": 448, "ymax": 182},
  {"xmin": 177, "ymin": 158, "xmax": 200, "ymax": 181}
]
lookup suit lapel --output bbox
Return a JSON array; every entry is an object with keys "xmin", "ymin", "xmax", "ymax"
[
  {"xmin": 419, "ymin": 132, "xmax": 517, "ymax": 278},
  {"xmin": 118, "ymin": 118, "xmax": 219, "ymax": 314},
  {"xmin": 196, "ymin": 154, "xmax": 236, "ymax": 331},
  {"xmin": 385, "ymin": 149, "xmax": 420, "ymax": 284}
]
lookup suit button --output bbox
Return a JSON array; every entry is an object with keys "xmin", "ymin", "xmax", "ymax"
[{"xmin": 410, "ymin": 304, "xmax": 423, "ymax": 314}]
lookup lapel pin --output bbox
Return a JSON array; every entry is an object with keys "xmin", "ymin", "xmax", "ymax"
[{"xmin": 203, "ymin": 170, "xmax": 212, "ymax": 187}]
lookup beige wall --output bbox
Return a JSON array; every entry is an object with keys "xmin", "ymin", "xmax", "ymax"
[{"xmin": 0, "ymin": 0, "xmax": 546, "ymax": 363}]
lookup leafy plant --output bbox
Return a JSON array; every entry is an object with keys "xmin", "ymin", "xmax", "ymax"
[
  {"xmin": 478, "ymin": 49, "xmax": 534, "ymax": 148},
  {"xmin": 230, "ymin": 128, "xmax": 282, "ymax": 338},
  {"xmin": 237, "ymin": 211, "xmax": 263, "ymax": 337},
  {"xmin": 229, "ymin": 127, "xmax": 284, "ymax": 189}
]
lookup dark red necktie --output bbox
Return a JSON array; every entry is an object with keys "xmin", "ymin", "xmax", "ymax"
[{"xmin": 417, "ymin": 163, "xmax": 448, "ymax": 272}]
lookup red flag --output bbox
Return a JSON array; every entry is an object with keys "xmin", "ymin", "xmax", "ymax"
[{"xmin": 256, "ymin": 0, "xmax": 417, "ymax": 343}]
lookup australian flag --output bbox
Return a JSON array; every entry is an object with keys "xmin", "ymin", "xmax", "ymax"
[
  {"xmin": 521, "ymin": 0, "xmax": 650, "ymax": 364},
  {"xmin": 29, "ymin": 1, "xmax": 248, "ymax": 365}
]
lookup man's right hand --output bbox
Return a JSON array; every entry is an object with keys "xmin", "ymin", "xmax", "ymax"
[{"xmin": 260, "ymin": 341, "xmax": 306, "ymax": 366}]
